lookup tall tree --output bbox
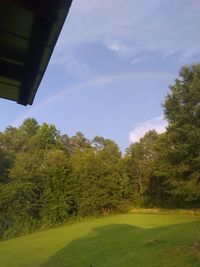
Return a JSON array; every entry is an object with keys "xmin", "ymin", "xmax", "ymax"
[
  {"xmin": 40, "ymin": 149, "xmax": 72, "ymax": 224},
  {"xmin": 69, "ymin": 132, "xmax": 91, "ymax": 153},
  {"xmin": 163, "ymin": 64, "xmax": 200, "ymax": 203},
  {"xmin": 125, "ymin": 130, "xmax": 159, "ymax": 205},
  {"xmin": 30, "ymin": 123, "xmax": 60, "ymax": 150},
  {"xmin": 20, "ymin": 118, "xmax": 39, "ymax": 137}
]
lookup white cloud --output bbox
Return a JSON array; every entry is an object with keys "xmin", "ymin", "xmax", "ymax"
[
  {"xmin": 104, "ymin": 40, "xmax": 131, "ymax": 59},
  {"xmin": 129, "ymin": 116, "xmax": 167, "ymax": 143},
  {"xmin": 106, "ymin": 41, "xmax": 127, "ymax": 53},
  {"xmin": 131, "ymin": 57, "xmax": 146, "ymax": 65}
]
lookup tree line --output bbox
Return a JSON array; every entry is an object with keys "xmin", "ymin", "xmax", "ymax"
[{"xmin": 0, "ymin": 64, "xmax": 199, "ymax": 239}]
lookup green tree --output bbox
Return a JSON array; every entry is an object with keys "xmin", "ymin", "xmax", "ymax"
[
  {"xmin": 1, "ymin": 150, "xmax": 45, "ymax": 238},
  {"xmin": 0, "ymin": 148, "xmax": 12, "ymax": 183},
  {"xmin": 70, "ymin": 132, "xmax": 91, "ymax": 152},
  {"xmin": 40, "ymin": 149, "xmax": 72, "ymax": 224},
  {"xmin": 0, "ymin": 126, "xmax": 28, "ymax": 153},
  {"xmin": 163, "ymin": 64, "xmax": 200, "ymax": 203},
  {"xmin": 70, "ymin": 141, "xmax": 121, "ymax": 216},
  {"xmin": 20, "ymin": 118, "xmax": 39, "ymax": 137},
  {"xmin": 125, "ymin": 130, "xmax": 159, "ymax": 205},
  {"xmin": 30, "ymin": 123, "xmax": 60, "ymax": 150}
]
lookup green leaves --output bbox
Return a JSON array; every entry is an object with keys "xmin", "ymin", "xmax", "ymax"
[
  {"xmin": 0, "ymin": 120, "xmax": 125, "ymax": 238},
  {"xmin": 162, "ymin": 64, "xmax": 200, "ymax": 203},
  {"xmin": 164, "ymin": 64, "xmax": 200, "ymax": 127}
]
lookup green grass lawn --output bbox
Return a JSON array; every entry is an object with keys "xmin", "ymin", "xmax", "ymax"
[{"xmin": 1, "ymin": 214, "xmax": 200, "ymax": 267}]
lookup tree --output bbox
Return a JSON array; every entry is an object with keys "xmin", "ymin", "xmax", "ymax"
[
  {"xmin": 70, "ymin": 140, "xmax": 122, "ymax": 216},
  {"xmin": 125, "ymin": 130, "xmax": 159, "ymax": 205},
  {"xmin": 146, "ymin": 133, "xmax": 172, "ymax": 207},
  {"xmin": 0, "ymin": 148, "xmax": 12, "ymax": 183},
  {"xmin": 39, "ymin": 149, "xmax": 72, "ymax": 224},
  {"xmin": 163, "ymin": 64, "xmax": 200, "ymax": 203},
  {"xmin": 20, "ymin": 118, "xmax": 39, "ymax": 137},
  {"xmin": 0, "ymin": 126, "xmax": 28, "ymax": 153},
  {"xmin": 70, "ymin": 132, "xmax": 91, "ymax": 152},
  {"xmin": 1, "ymin": 150, "xmax": 45, "ymax": 238},
  {"xmin": 30, "ymin": 123, "xmax": 60, "ymax": 150},
  {"xmin": 93, "ymin": 136, "xmax": 121, "ymax": 163},
  {"xmin": 57, "ymin": 134, "xmax": 72, "ymax": 155}
]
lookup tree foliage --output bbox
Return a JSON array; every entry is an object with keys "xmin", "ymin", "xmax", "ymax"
[
  {"xmin": 0, "ymin": 123, "xmax": 124, "ymax": 238},
  {"xmin": 163, "ymin": 64, "xmax": 200, "ymax": 203}
]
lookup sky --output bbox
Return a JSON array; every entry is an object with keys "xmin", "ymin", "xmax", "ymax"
[{"xmin": 1, "ymin": 0, "xmax": 200, "ymax": 151}]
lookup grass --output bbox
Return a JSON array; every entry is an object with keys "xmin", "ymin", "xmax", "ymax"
[{"xmin": 0, "ymin": 213, "xmax": 200, "ymax": 267}]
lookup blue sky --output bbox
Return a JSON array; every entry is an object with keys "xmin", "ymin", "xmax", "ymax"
[{"xmin": 1, "ymin": 0, "xmax": 200, "ymax": 151}]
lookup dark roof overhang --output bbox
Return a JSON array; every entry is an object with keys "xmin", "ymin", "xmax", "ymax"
[{"xmin": 0, "ymin": 0, "xmax": 73, "ymax": 105}]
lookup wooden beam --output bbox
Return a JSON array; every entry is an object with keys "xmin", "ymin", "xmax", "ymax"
[
  {"xmin": 3, "ymin": 0, "xmax": 60, "ymax": 18},
  {"xmin": 0, "ymin": 59, "xmax": 25, "ymax": 82}
]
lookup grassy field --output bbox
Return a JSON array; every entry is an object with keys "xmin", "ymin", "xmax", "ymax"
[{"xmin": 0, "ymin": 214, "xmax": 200, "ymax": 267}]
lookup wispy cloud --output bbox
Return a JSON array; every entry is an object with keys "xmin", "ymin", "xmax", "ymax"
[
  {"xmin": 104, "ymin": 40, "xmax": 131, "ymax": 59},
  {"xmin": 46, "ymin": 0, "xmax": 200, "ymax": 81},
  {"xmin": 57, "ymin": 0, "xmax": 200, "ymax": 64},
  {"xmin": 129, "ymin": 115, "xmax": 168, "ymax": 143}
]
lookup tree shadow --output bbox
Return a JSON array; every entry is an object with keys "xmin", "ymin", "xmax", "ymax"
[{"xmin": 41, "ymin": 220, "xmax": 200, "ymax": 267}]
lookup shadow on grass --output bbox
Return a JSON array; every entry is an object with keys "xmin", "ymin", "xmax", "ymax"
[{"xmin": 41, "ymin": 220, "xmax": 200, "ymax": 267}]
